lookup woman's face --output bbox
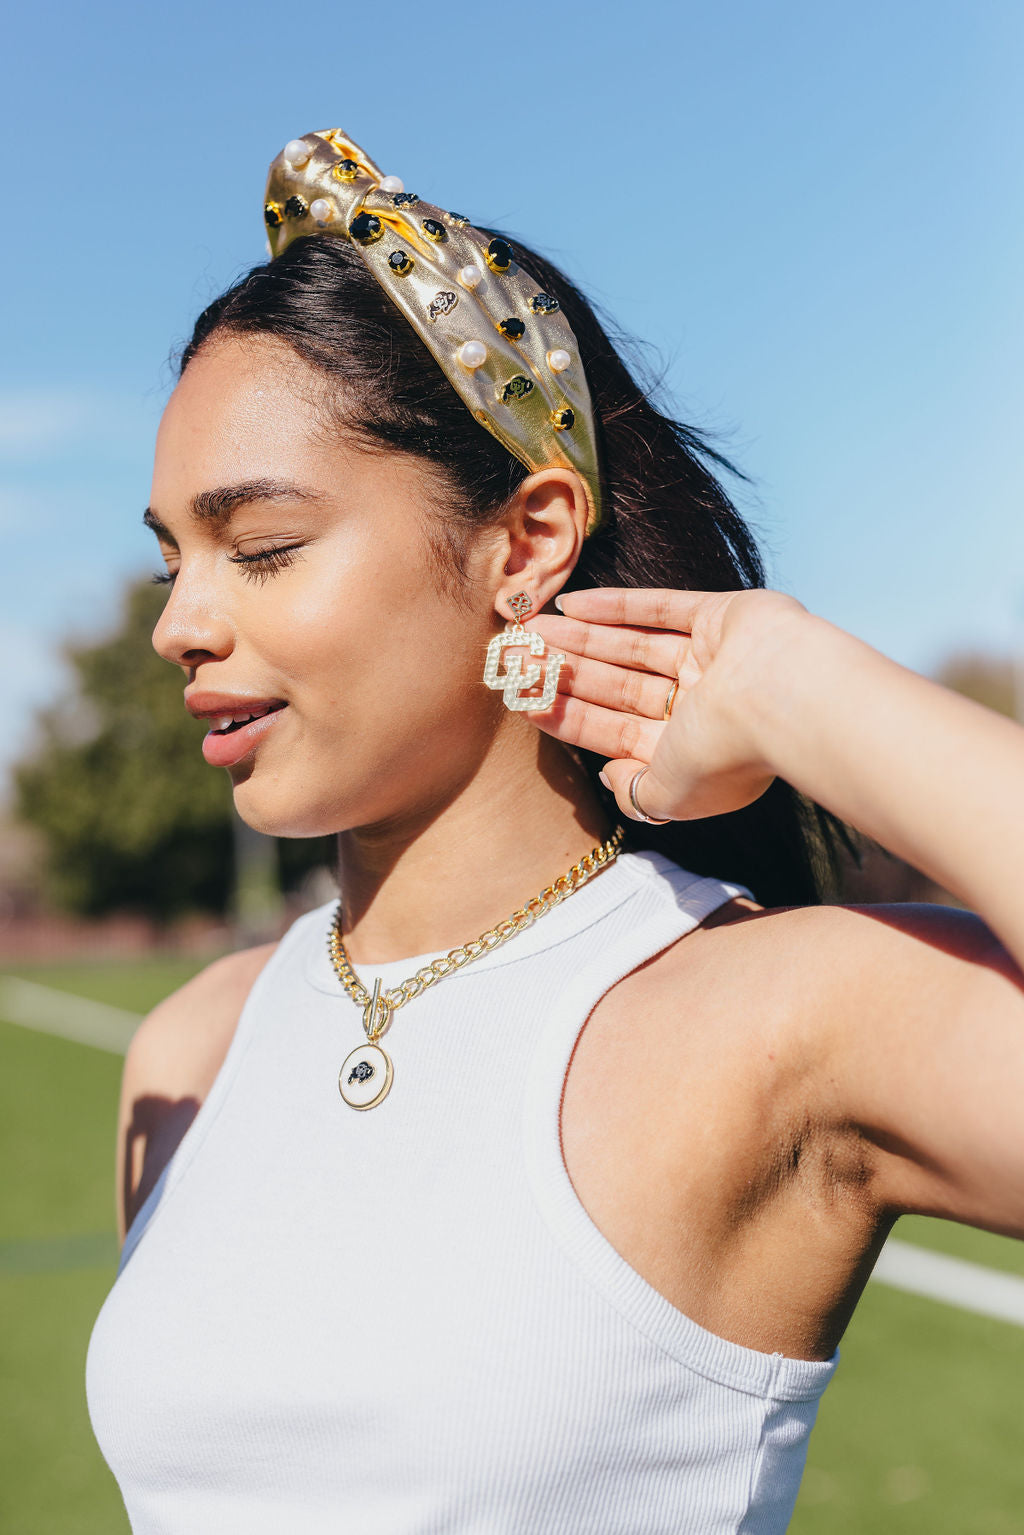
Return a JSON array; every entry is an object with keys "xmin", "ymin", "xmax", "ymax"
[{"xmin": 147, "ymin": 335, "xmax": 512, "ymax": 838}]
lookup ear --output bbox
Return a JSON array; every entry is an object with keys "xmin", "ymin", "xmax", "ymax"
[{"xmin": 491, "ymin": 467, "xmax": 589, "ymax": 620}]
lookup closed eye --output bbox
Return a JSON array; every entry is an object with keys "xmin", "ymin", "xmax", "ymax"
[
  {"xmin": 150, "ymin": 546, "xmax": 305, "ymax": 588},
  {"xmin": 228, "ymin": 546, "xmax": 305, "ymax": 584}
]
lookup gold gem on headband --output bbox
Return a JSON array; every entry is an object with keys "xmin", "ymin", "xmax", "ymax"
[{"xmin": 264, "ymin": 131, "xmax": 604, "ymax": 537}]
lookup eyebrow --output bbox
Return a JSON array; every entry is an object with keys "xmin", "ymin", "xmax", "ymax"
[{"xmin": 143, "ymin": 478, "xmax": 317, "ymax": 541}]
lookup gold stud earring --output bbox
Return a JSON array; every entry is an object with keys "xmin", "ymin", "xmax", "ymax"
[{"xmin": 482, "ymin": 590, "xmax": 565, "ymax": 712}]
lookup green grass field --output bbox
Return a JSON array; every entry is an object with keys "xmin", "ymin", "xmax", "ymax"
[{"xmin": 2, "ymin": 959, "xmax": 1023, "ymax": 1533}]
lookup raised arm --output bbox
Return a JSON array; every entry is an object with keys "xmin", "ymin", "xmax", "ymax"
[
  {"xmin": 528, "ymin": 587, "xmax": 1024, "ymax": 1235},
  {"xmin": 532, "ymin": 588, "xmax": 1024, "ymax": 970}
]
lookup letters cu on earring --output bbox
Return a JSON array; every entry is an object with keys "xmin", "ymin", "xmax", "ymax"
[{"xmin": 482, "ymin": 589, "xmax": 565, "ymax": 712}]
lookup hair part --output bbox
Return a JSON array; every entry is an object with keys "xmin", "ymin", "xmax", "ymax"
[{"xmin": 179, "ymin": 233, "xmax": 862, "ymax": 906}]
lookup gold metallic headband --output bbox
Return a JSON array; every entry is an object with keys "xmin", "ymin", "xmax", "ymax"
[{"xmin": 263, "ymin": 130, "xmax": 604, "ymax": 537}]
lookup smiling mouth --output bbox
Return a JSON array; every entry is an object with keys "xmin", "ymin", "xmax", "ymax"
[{"xmin": 209, "ymin": 702, "xmax": 288, "ymax": 735}]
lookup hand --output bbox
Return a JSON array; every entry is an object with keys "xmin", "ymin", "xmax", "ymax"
[{"xmin": 527, "ymin": 586, "xmax": 810, "ymax": 823}]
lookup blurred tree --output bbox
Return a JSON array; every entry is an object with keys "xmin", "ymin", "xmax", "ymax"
[
  {"xmin": 13, "ymin": 578, "xmax": 334, "ymax": 921},
  {"xmin": 14, "ymin": 580, "xmax": 233, "ymax": 919}
]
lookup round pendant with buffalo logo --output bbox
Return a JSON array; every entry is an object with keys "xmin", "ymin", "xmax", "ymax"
[{"xmin": 339, "ymin": 1042, "xmax": 394, "ymax": 1109}]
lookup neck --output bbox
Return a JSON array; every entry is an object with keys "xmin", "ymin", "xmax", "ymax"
[{"xmin": 334, "ymin": 727, "xmax": 617, "ymax": 966}]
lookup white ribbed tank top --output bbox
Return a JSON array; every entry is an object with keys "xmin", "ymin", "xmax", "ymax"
[{"xmin": 86, "ymin": 848, "xmax": 839, "ymax": 1534}]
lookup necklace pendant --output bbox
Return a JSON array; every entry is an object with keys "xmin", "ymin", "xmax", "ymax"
[
  {"xmin": 327, "ymin": 828, "xmax": 627, "ymax": 1110},
  {"xmin": 339, "ymin": 1041, "xmax": 394, "ymax": 1109}
]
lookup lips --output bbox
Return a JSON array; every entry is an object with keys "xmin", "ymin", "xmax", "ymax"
[{"xmin": 184, "ymin": 692, "xmax": 289, "ymax": 769}]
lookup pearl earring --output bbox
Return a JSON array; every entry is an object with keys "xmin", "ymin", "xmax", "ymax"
[{"xmin": 482, "ymin": 591, "xmax": 565, "ymax": 712}]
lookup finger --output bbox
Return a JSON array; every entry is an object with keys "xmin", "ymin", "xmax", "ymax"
[
  {"xmin": 526, "ymin": 690, "xmax": 666, "ymax": 764},
  {"xmin": 529, "ymin": 612, "xmax": 690, "ymax": 678},
  {"xmin": 547, "ymin": 648, "xmax": 682, "ymax": 721},
  {"xmin": 553, "ymin": 586, "xmax": 728, "ymax": 631},
  {"xmin": 600, "ymin": 759, "xmax": 676, "ymax": 824}
]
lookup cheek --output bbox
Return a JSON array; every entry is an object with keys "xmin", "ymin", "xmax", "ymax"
[{"xmin": 255, "ymin": 553, "xmax": 485, "ymax": 716}]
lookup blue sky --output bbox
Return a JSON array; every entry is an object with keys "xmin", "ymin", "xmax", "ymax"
[{"xmin": 3, "ymin": 0, "xmax": 1023, "ymax": 783}]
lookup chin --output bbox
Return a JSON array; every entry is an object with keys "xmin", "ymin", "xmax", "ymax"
[{"xmin": 229, "ymin": 776, "xmax": 333, "ymax": 840}]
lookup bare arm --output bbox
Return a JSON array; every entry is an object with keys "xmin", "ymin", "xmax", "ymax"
[
  {"xmin": 733, "ymin": 611, "xmax": 1024, "ymax": 1233},
  {"xmin": 745, "ymin": 609, "xmax": 1024, "ymax": 974},
  {"xmin": 793, "ymin": 900, "xmax": 1024, "ymax": 1236},
  {"xmin": 528, "ymin": 588, "xmax": 1024, "ymax": 1234}
]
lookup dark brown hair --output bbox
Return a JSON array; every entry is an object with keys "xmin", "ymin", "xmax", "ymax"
[{"xmin": 180, "ymin": 231, "xmax": 860, "ymax": 906}]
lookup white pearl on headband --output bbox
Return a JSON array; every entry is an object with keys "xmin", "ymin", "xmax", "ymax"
[
  {"xmin": 547, "ymin": 349, "xmax": 572, "ymax": 373},
  {"xmin": 378, "ymin": 175, "xmax": 404, "ymax": 194},
  {"xmin": 284, "ymin": 139, "xmax": 311, "ymax": 168},
  {"xmin": 458, "ymin": 340, "xmax": 488, "ymax": 369},
  {"xmin": 310, "ymin": 198, "xmax": 333, "ymax": 226},
  {"xmin": 459, "ymin": 264, "xmax": 483, "ymax": 289}
]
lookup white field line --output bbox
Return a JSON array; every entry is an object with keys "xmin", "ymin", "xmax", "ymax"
[
  {"xmin": 872, "ymin": 1238, "xmax": 1024, "ymax": 1328},
  {"xmin": 0, "ymin": 975, "xmax": 141, "ymax": 1054},
  {"xmin": 3, "ymin": 977, "xmax": 1024, "ymax": 1327}
]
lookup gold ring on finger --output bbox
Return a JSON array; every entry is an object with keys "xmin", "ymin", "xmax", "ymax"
[{"xmin": 663, "ymin": 678, "xmax": 679, "ymax": 720}]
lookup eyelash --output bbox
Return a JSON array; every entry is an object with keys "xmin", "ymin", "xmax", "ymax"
[
  {"xmin": 151, "ymin": 546, "xmax": 304, "ymax": 588},
  {"xmin": 229, "ymin": 546, "xmax": 304, "ymax": 585}
]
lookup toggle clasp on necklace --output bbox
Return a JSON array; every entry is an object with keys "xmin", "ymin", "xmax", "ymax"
[{"xmin": 361, "ymin": 976, "xmax": 393, "ymax": 1042}]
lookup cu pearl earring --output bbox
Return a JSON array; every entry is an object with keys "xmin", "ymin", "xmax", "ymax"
[{"xmin": 482, "ymin": 591, "xmax": 565, "ymax": 712}]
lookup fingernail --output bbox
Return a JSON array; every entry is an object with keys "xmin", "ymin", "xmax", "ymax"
[
  {"xmin": 553, "ymin": 594, "xmax": 564, "ymax": 613},
  {"xmin": 598, "ymin": 769, "xmax": 610, "ymax": 788}
]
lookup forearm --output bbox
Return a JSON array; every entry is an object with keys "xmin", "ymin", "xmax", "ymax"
[{"xmin": 747, "ymin": 612, "xmax": 1024, "ymax": 967}]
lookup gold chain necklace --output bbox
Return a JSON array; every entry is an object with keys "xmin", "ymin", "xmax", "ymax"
[{"xmin": 327, "ymin": 824, "xmax": 627, "ymax": 1109}]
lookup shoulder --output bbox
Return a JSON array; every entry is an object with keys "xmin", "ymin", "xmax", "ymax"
[
  {"xmin": 676, "ymin": 892, "xmax": 1006, "ymax": 990},
  {"xmin": 123, "ymin": 942, "xmax": 279, "ymax": 1100},
  {"xmin": 116, "ymin": 942, "xmax": 278, "ymax": 1241},
  {"xmin": 643, "ymin": 892, "xmax": 1014, "ymax": 1099},
  {"xmin": 661, "ymin": 896, "xmax": 1024, "ymax": 1214}
]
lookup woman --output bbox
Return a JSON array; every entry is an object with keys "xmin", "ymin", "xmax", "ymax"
[{"xmin": 86, "ymin": 129, "xmax": 1024, "ymax": 1533}]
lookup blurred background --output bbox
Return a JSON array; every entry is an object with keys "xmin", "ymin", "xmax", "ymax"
[{"xmin": 2, "ymin": 1, "xmax": 1023, "ymax": 1531}]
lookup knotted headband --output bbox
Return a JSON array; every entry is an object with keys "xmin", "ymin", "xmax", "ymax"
[{"xmin": 263, "ymin": 130, "xmax": 604, "ymax": 537}]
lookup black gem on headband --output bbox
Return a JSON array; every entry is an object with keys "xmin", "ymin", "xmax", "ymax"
[
  {"xmin": 388, "ymin": 250, "xmax": 414, "ymax": 275},
  {"xmin": 551, "ymin": 408, "xmax": 575, "ymax": 431},
  {"xmin": 498, "ymin": 318, "xmax": 526, "ymax": 341},
  {"xmin": 349, "ymin": 211, "xmax": 383, "ymax": 243},
  {"xmin": 447, "ymin": 212, "xmax": 470, "ymax": 227},
  {"xmin": 422, "ymin": 219, "xmax": 447, "ymax": 242},
  {"xmin": 485, "ymin": 238, "xmax": 513, "ymax": 274},
  {"xmin": 393, "ymin": 191, "xmax": 420, "ymax": 207},
  {"xmin": 333, "ymin": 158, "xmax": 360, "ymax": 181},
  {"xmin": 284, "ymin": 196, "xmax": 309, "ymax": 220},
  {"xmin": 531, "ymin": 293, "xmax": 560, "ymax": 315},
  {"xmin": 264, "ymin": 201, "xmax": 284, "ymax": 228}
]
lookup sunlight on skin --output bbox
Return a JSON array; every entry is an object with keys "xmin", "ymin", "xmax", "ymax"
[{"xmin": 145, "ymin": 335, "xmax": 610, "ymax": 964}]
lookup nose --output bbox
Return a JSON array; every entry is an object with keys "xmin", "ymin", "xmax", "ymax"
[{"xmin": 152, "ymin": 576, "xmax": 236, "ymax": 673}]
